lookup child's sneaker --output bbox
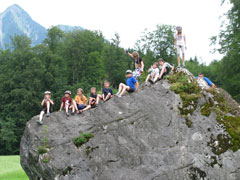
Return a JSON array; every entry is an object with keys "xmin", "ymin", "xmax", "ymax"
[
  {"xmin": 66, "ymin": 112, "xmax": 70, "ymax": 116},
  {"xmin": 149, "ymin": 79, "xmax": 154, "ymax": 84},
  {"xmin": 115, "ymin": 92, "xmax": 120, "ymax": 96},
  {"xmin": 46, "ymin": 112, "xmax": 50, "ymax": 117},
  {"xmin": 36, "ymin": 120, "xmax": 43, "ymax": 125},
  {"xmin": 177, "ymin": 65, "xmax": 181, "ymax": 69}
]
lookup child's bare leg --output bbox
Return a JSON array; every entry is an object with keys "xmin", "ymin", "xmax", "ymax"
[
  {"xmin": 81, "ymin": 105, "xmax": 91, "ymax": 112},
  {"xmin": 70, "ymin": 105, "xmax": 75, "ymax": 113},
  {"xmin": 153, "ymin": 75, "xmax": 159, "ymax": 83},
  {"xmin": 182, "ymin": 54, "xmax": 185, "ymax": 66},
  {"xmin": 104, "ymin": 93, "xmax": 112, "ymax": 101},
  {"xmin": 120, "ymin": 84, "xmax": 128, "ymax": 96},
  {"xmin": 39, "ymin": 111, "xmax": 45, "ymax": 122},
  {"xmin": 89, "ymin": 98, "xmax": 94, "ymax": 105},
  {"xmin": 178, "ymin": 56, "xmax": 181, "ymax": 66},
  {"xmin": 145, "ymin": 74, "xmax": 150, "ymax": 83},
  {"xmin": 46, "ymin": 101, "xmax": 50, "ymax": 113},
  {"xmin": 72, "ymin": 100, "xmax": 78, "ymax": 112},
  {"xmin": 96, "ymin": 94, "xmax": 101, "ymax": 104},
  {"xmin": 65, "ymin": 105, "xmax": 69, "ymax": 115},
  {"xmin": 117, "ymin": 83, "xmax": 124, "ymax": 94}
]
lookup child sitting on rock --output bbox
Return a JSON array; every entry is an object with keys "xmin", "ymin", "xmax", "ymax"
[
  {"xmin": 116, "ymin": 70, "xmax": 139, "ymax": 97},
  {"xmin": 99, "ymin": 81, "xmax": 113, "ymax": 102},
  {"xmin": 79, "ymin": 87, "xmax": 99, "ymax": 113},
  {"xmin": 158, "ymin": 58, "xmax": 174, "ymax": 80},
  {"xmin": 73, "ymin": 88, "xmax": 88, "ymax": 114},
  {"xmin": 60, "ymin": 90, "xmax": 74, "ymax": 116},
  {"xmin": 37, "ymin": 91, "xmax": 54, "ymax": 125},
  {"xmin": 145, "ymin": 62, "xmax": 159, "ymax": 84}
]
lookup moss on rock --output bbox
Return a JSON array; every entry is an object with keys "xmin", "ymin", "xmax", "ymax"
[
  {"xmin": 202, "ymin": 89, "xmax": 240, "ymax": 153},
  {"xmin": 168, "ymin": 71, "xmax": 201, "ymax": 128},
  {"xmin": 218, "ymin": 116, "xmax": 240, "ymax": 152},
  {"xmin": 200, "ymin": 100, "xmax": 214, "ymax": 117},
  {"xmin": 208, "ymin": 134, "xmax": 232, "ymax": 155}
]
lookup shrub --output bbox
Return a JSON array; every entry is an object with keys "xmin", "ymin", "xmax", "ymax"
[
  {"xmin": 38, "ymin": 146, "xmax": 48, "ymax": 154},
  {"xmin": 73, "ymin": 133, "xmax": 94, "ymax": 148}
]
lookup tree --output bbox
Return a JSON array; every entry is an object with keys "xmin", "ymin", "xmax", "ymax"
[
  {"xmin": 135, "ymin": 24, "xmax": 177, "ymax": 67},
  {"xmin": 211, "ymin": 0, "xmax": 240, "ymax": 102}
]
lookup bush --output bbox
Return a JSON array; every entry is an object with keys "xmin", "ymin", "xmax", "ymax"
[
  {"xmin": 38, "ymin": 146, "xmax": 48, "ymax": 154},
  {"xmin": 73, "ymin": 133, "xmax": 94, "ymax": 148}
]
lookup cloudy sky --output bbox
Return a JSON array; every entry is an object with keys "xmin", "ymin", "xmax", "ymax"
[{"xmin": 1, "ymin": 0, "xmax": 231, "ymax": 64}]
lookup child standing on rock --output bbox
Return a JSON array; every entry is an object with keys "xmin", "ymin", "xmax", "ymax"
[{"xmin": 174, "ymin": 26, "xmax": 187, "ymax": 68}]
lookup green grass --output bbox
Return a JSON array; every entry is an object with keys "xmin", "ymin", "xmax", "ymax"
[{"xmin": 0, "ymin": 156, "xmax": 28, "ymax": 180}]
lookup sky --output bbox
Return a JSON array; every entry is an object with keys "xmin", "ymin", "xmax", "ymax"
[{"xmin": 0, "ymin": 0, "xmax": 231, "ymax": 64}]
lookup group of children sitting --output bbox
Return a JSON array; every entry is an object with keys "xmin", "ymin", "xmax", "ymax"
[
  {"xmin": 145, "ymin": 58, "xmax": 174, "ymax": 84},
  {"xmin": 37, "ymin": 81, "xmax": 113, "ymax": 124},
  {"xmin": 37, "ymin": 50, "xmax": 175, "ymax": 125}
]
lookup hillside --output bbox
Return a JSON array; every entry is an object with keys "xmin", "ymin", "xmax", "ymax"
[{"xmin": 20, "ymin": 69, "xmax": 240, "ymax": 180}]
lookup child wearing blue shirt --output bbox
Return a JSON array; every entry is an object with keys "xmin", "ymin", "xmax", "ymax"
[
  {"xmin": 116, "ymin": 70, "xmax": 139, "ymax": 97},
  {"xmin": 196, "ymin": 73, "xmax": 216, "ymax": 88}
]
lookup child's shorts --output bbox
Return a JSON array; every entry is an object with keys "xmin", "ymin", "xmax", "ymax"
[
  {"xmin": 133, "ymin": 68, "xmax": 142, "ymax": 80},
  {"xmin": 127, "ymin": 87, "xmax": 135, "ymax": 93},
  {"xmin": 42, "ymin": 106, "xmax": 53, "ymax": 113},
  {"xmin": 177, "ymin": 45, "xmax": 185, "ymax": 56},
  {"xmin": 77, "ymin": 104, "xmax": 85, "ymax": 110}
]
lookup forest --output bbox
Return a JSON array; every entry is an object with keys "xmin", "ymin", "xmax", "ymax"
[{"xmin": 0, "ymin": 0, "xmax": 239, "ymax": 155}]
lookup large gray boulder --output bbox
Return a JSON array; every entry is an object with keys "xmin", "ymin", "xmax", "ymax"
[{"xmin": 20, "ymin": 70, "xmax": 240, "ymax": 180}]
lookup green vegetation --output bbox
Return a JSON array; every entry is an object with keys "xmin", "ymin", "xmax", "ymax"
[
  {"xmin": 0, "ymin": 156, "xmax": 28, "ymax": 180},
  {"xmin": 184, "ymin": 115, "xmax": 192, "ymax": 128},
  {"xmin": 208, "ymin": 134, "xmax": 232, "ymax": 155},
  {"xmin": 42, "ymin": 154, "xmax": 51, "ymax": 164},
  {"xmin": 37, "ymin": 125, "xmax": 49, "ymax": 155},
  {"xmin": 217, "ymin": 116, "xmax": 240, "ymax": 152},
  {"xmin": 168, "ymin": 71, "xmax": 201, "ymax": 127},
  {"xmin": 37, "ymin": 146, "xmax": 48, "ymax": 154},
  {"xmin": 73, "ymin": 132, "xmax": 94, "ymax": 148},
  {"xmin": 201, "ymin": 89, "xmax": 240, "ymax": 152}
]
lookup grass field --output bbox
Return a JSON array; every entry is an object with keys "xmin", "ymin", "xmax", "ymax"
[{"xmin": 0, "ymin": 156, "xmax": 28, "ymax": 180}]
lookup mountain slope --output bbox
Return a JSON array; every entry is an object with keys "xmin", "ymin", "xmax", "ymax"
[
  {"xmin": 20, "ymin": 69, "xmax": 240, "ymax": 180},
  {"xmin": 0, "ymin": 4, "xmax": 47, "ymax": 49},
  {"xmin": 57, "ymin": 25, "xmax": 84, "ymax": 32}
]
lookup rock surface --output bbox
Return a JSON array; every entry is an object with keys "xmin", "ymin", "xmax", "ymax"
[{"xmin": 20, "ymin": 70, "xmax": 240, "ymax": 180}]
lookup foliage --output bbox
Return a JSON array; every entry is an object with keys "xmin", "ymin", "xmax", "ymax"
[
  {"xmin": 135, "ymin": 24, "xmax": 177, "ymax": 69},
  {"xmin": 200, "ymin": 101, "xmax": 214, "ymax": 117},
  {"xmin": 73, "ymin": 132, "xmax": 94, "ymax": 148},
  {"xmin": 37, "ymin": 146, "xmax": 48, "ymax": 155},
  {"xmin": 168, "ymin": 71, "xmax": 201, "ymax": 127}
]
